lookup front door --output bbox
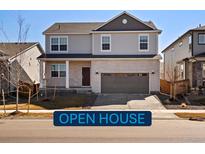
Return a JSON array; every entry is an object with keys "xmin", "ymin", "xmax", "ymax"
[{"xmin": 82, "ymin": 67, "xmax": 90, "ymax": 86}]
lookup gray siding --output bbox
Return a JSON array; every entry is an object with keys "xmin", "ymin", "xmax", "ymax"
[
  {"xmin": 93, "ymin": 32, "xmax": 158, "ymax": 55},
  {"xmin": 164, "ymin": 35, "xmax": 192, "ymax": 81},
  {"xmin": 96, "ymin": 14, "xmax": 153, "ymax": 31},
  {"xmin": 45, "ymin": 34, "xmax": 92, "ymax": 54},
  {"xmin": 193, "ymin": 31, "xmax": 205, "ymax": 56}
]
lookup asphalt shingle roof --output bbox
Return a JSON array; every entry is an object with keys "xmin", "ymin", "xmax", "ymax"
[
  {"xmin": 43, "ymin": 21, "xmax": 158, "ymax": 34},
  {"xmin": 43, "ymin": 22, "xmax": 104, "ymax": 34},
  {"xmin": 0, "ymin": 42, "xmax": 37, "ymax": 57}
]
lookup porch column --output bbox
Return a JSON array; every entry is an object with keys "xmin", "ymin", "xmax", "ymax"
[{"xmin": 66, "ymin": 60, "xmax": 69, "ymax": 88}]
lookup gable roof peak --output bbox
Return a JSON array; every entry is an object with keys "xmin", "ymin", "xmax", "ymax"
[{"xmin": 94, "ymin": 11, "xmax": 159, "ymax": 31}]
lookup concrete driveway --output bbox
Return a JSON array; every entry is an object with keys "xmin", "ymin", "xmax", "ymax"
[
  {"xmin": 92, "ymin": 94, "xmax": 165, "ymax": 109},
  {"xmin": 91, "ymin": 94, "xmax": 177, "ymax": 119}
]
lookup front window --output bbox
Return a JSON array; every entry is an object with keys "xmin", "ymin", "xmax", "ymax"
[
  {"xmin": 202, "ymin": 63, "xmax": 205, "ymax": 78},
  {"xmin": 51, "ymin": 64, "xmax": 66, "ymax": 78},
  {"xmin": 101, "ymin": 35, "xmax": 111, "ymax": 51},
  {"xmin": 139, "ymin": 35, "xmax": 149, "ymax": 51},
  {"xmin": 198, "ymin": 34, "xmax": 205, "ymax": 44},
  {"xmin": 189, "ymin": 35, "xmax": 192, "ymax": 51},
  {"xmin": 51, "ymin": 36, "xmax": 68, "ymax": 52},
  {"xmin": 179, "ymin": 63, "xmax": 185, "ymax": 80}
]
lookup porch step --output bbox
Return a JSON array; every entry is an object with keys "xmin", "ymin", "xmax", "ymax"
[
  {"xmin": 39, "ymin": 88, "xmax": 77, "ymax": 97},
  {"xmin": 70, "ymin": 87, "xmax": 92, "ymax": 94},
  {"xmin": 39, "ymin": 87, "xmax": 93, "ymax": 97}
]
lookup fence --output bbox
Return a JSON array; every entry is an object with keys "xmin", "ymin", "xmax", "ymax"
[
  {"xmin": 160, "ymin": 79, "xmax": 170, "ymax": 94},
  {"xmin": 160, "ymin": 79, "xmax": 189, "ymax": 96}
]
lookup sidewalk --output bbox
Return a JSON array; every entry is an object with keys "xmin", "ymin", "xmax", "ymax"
[
  {"xmin": 1, "ymin": 109, "xmax": 205, "ymax": 113},
  {"xmin": 1, "ymin": 109, "xmax": 205, "ymax": 119}
]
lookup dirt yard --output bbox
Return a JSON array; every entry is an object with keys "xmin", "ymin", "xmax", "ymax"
[
  {"xmin": 0, "ymin": 93, "xmax": 97, "ymax": 110},
  {"xmin": 0, "ymin": 112, "xmax": 53, "ymax": 119}
]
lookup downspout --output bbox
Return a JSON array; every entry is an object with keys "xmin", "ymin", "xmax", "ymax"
[{"xmin": 191, "ymin": 31, "xmax": 194, "ymax": 57}]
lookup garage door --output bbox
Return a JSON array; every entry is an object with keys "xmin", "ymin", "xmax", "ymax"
[{"xmin": 101, "ymin": 73, "xmax": 149, "ymax": 94}]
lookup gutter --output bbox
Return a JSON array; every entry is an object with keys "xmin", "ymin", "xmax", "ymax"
[{"xmin": 37, "ymin": 57, "xmax": 161, "ymax": 61}]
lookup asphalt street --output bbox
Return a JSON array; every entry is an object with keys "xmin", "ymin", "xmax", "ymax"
[{"xmin": 0, "ymin": 119, "xmax": 205, "ymax": 142}]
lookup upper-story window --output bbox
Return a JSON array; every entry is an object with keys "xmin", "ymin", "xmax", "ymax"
[
  {"xmin": 51, "ymin": 36, "xmax": 68, "ymax": 52},
  {"xmin": 139, "ymin": 34, "xmax": 149, "ymax": 51},
  {"xmin": 179, "ymin": 41, "xmax": 183, "ymax": 47},
  {"xmin": 101, "ymin": 35, "xmax": 111, "ymax": 52},
  {"xmin": 189, "ymin": 35, "xmax": 192, "ymax": 45},
  {"xmin": 198, "ymin": 34, "xmax": 205, "ymax": 45},
  {"xmin": 189, "ymin": 35, "xmax": 192, "ymax": 51}
]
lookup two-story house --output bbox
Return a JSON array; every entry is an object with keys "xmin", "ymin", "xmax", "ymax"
[
  {"xmin": 162, "ymin": 25, "xmax": 205, "ymax": 88},
  {"xmin": 38, "ymin": 12, "xmax": 162, "ymax": 94}
]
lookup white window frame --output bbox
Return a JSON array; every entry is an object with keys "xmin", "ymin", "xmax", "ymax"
[
  {"xmin": 50, "ymin": 36, "xmax": 68, "ymax": 53},
  {"xmin": 101, "ymin": 34, "xmax": 111, "ymax": 52},
  {"xmin": 189, "ymin": 35, "xmax": 192, "ymax": 45},
  {"xmin": 139, "ymin": 34, "xmax": 149, "ymax": 52},
  {"xmin": 198, "ymin": 33, "xmax": 205, "ymax": 45},
  {"xmin": 179, "ymin": 41, "xmax": 183, "ymax": 47},
  {"xmin": 51, "ymin": 64, "xmax": 66, "ymax": 78},
  {"xmin": 202, "ymin": 63, "xmax": 205, "ymax": 78},
  {"xmin": 178, "ymin": 62, "xmax": 185, "ymax": 80}
]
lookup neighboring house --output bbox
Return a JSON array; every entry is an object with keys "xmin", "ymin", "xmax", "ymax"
[
  {"xmin": 162, "ymin": 25, "xmax": 205, "ymax": 88},
  {"xmin": 0, "ymin": 42, "xmax": 44, "ymax": 93},
  {"xmin": 38, "ymin": 11, "xmax": 162, "ymax": 94}
]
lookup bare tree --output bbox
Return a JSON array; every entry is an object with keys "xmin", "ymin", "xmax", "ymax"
[
  {"xmin": 165, "ymin": 64, "xmax": 181, "ymax": 99},
  {"xmin": 0, "ymin": 15, "xmax": 32, "ymax": 113}
]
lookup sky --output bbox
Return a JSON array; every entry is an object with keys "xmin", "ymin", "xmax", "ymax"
[{"xmin": 1, "ymin": 10, "xmax": 205, "ymax": 52}]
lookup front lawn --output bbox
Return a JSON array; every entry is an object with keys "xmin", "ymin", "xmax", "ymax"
[
  {"xmin": 0, "ymin": 112, "xmax": 53, "ymax": 119},
  {"xmin": 157, "ymin": 93, "xmax": 205, "ymax": 110},
  {"xmin": 175, "ymin": 113, "xmax": 205, "ymax": 119},
  {"xmin": 0, "ymin": 93, "xmax": 97, "ymax": 110},
  {"xmin": 187, "ymin": 95, "xmax": 205, "ymax": 105}
]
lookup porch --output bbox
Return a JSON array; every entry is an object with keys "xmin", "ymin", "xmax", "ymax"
[{"xmin": 39, "ymin": 60, "xmax": 91, "ymax": 90}]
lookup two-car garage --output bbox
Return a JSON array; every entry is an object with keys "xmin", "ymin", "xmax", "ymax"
[
  {"xmin": 91, "ymin": 60, "xmax": 159, "ymax": 94},
  {"xmin": 101, "ymin": 73, "xmax": 149, "ymax": 94}
]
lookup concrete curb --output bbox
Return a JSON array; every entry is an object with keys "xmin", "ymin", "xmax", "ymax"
[{"xmin": 0, "ymin": 109, "xmax": 205, "ymax": 113}]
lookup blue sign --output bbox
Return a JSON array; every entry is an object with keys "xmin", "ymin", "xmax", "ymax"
[{"xmin": 53, "ymin": 111, "xmax": 151, "ymax": 126}]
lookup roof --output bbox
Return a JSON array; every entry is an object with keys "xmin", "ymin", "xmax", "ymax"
[
  {"xmin": 43, "ymin": 22, "xmax": 104, "ymax": 34},
  {"xmin": 43, "ymin": 12, "xmax": 159, "ymax": 34},
  {"xmin": 144, "ymin": 21, "xmax": 157, "ymax": 30},
  {"xmin": 162, "ymin": 25, "xmax": 205, "ymax": 53},
  {"xmin": 0, "ymin": 42, "xmax": 43, "ymax": 58},
  {"xmin": 192, "ymin": 25, "xmax": 205, "ymax": 30},
  {"xmin": 94, "ymin": 11, "xmax": 158, "ymax": 31},
  {"xmin": 38, "ymin": 53, "xmax": 157, "ymax": 59}
]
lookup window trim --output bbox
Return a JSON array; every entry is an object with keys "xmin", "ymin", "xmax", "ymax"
[
  {"xmin": 51, "ymin": 64, "xmax": 66, "ymax": 78},
  {"xmin": 50, "ymin": 36, "xmax": 68, "ymax": 53},
  {"xmin": 198, "ymin": 33, "xmax": 205, "ymax": 45},
  {"xmin": 101, "ymin": 34, "xmax": 111, "ymax": 52},
  {"xmin": 179, "ymin": 41, "xmax": 183, "ymax": 47},
  {"xmin": 202, "ymin": 63, "xmax": 205, "ymax": 78},
  {"xmin": 139, "ymin": 34, "xmax": 149, "ymax": 52},
  {"xmin": 178, "ymin": 62, "xmax": 185, "ymax": 80}
]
